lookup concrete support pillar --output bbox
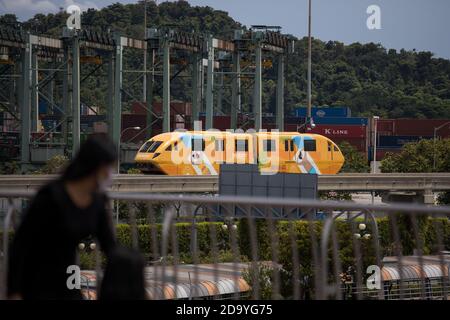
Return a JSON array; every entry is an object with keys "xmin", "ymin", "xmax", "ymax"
[
  {"xmin": 106, "ymin": 52, "xmax": 114, "ymax": 141},
  {"xmin": 231, "ymin": 51, "xmax": 241, "ymax": 129},
  {"xmin": 205, "ymin": 35, "xmax": 214, "ymax": 130},
  {"xmin": 20, "ymin": 33, "xmax": 32, "ymax": 166},
  {"xmin": 162, "ymin": 40, "xmax": 170, "ymax": 132},
  {"xmin": 146, "ymin": 49, "xmax": 154, "ymax": 137},
  {"xmin": 253, "ymin": 43, "xmax": 262, "ymax": 131},
  {"xmin": 423, "ymin": 190, "xmax": 435, "ymax": 205},
  {"xmin": 113, "ymin": 34, "xmax": 123, "ymax": 171},
  {"xmin": 30, "ymin": 52, "xmax": 38, "ymax": 132},
  {"xmin": 191, "ymin": 53, "xmax": 201, "ymax": 127},
  {"xmin": 71, "ymin": 34, "xmax": 81, "ymax": 157},
  {"xmin": 276, "ymin": 55, "xmax": 285, "ymax": 131}
]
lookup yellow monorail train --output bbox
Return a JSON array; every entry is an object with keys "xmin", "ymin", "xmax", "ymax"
[{"xmin": 135, "ymin": 131, "xmax": 345, "ymax": 175}]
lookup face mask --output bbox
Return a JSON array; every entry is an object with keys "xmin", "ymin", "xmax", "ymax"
[{"xmin": 98, "ymin": 167, "xmax": 114, "ymax": 192}]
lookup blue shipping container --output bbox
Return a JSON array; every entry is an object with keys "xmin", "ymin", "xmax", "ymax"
[
  {"xmin": 295, "ymin": 106, "xmax": 351, "ymax": 118},
  {"xmin": 312, "ymin": 117, "xmax": 368, "ymax": 126},
  {"xmin": 378, "ymin": 135, "xmax": 433, "ymax": 148},
  {"xmin": 38, "ymin": 100, "xmax": 48, "ymax": 114}
]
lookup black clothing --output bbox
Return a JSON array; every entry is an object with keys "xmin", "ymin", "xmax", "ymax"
[
  {"xmin": 99, "ymin": 246, "xmax": 146, "ymax": 300},
  {"xmin": 7, "ymin": 179, "xmax": 116, "ymax": 299}
]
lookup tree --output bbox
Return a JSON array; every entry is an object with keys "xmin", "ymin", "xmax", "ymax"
[
  {"xmin": 320, "ymin": 141, "xmax": 368, "ymax": 200},
  {"xmin": 380, "ymin": 139, "xmax": 450, "ymax": 204},
  {"xmin": 33, "ymin": 155, "xmax": 69, "ymax": 174},
  {"xmin": 338, "ymin": 141, "xmax": 369, "ymax": 173}
]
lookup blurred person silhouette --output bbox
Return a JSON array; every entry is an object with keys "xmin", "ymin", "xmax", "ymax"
[
  {"xmin": 99, "ymin": 246, "xmax": 147, "ymax": 300},
  {"xmin": 7, "ymin": 134, "xmax": 118, "ymax": 300}
]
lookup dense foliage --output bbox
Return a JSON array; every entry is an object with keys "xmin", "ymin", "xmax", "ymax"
[
  {"xmin": 338, "ymin": 141, "xmax": 369, "ymax": 173},
  {"xmin": 1, "ymin": 0, "xmax": 450, "ymax": 118},
  {"xmin": 380, "ymin": 138, "xmax": 450, "ymax": 203}
]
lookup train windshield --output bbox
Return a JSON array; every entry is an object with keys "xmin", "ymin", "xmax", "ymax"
[
  {"xmin": 139, "ymin": 141, "xmax": 154, "ymax": 152},
  {"xmin": 148, "ymin": 141, "xmax": 162, "ymax": 153}
]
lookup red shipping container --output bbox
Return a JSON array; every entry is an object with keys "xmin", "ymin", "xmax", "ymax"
[
  {"xmin": 376, "ymin": 119, "xmax": 395, "ymax": 134},
  {"xmin": 131, "ymin": 101, "xmax": 192, "ymax": 116},
  {"xmin": 285, "ymin": 124, "xmax": 300, "ymax": 132},
  {"xmin": 309, "ymin": 124, "xmax": 367, "ymax": 138},
  {"xmin": 121, "ymin": 114, "xmax": 147, "ymax": 143},
  {"xmin": 198, "ymin": 116, "xmax": 231, "ymax": 131},
  {"xmin": 392, "ymin": 119, "xmax": 450, "ymax": 137},
  {"xmin": 330, "ymin": 137, "xmax": 367, "ymax": 152}
]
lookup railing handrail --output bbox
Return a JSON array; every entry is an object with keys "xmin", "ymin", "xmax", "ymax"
[{"xmin": 1, "ymin": 190, "xmax": 449, "ymax": 215}]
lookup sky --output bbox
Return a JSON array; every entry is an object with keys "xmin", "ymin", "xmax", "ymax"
[{"xmin": 1, "ymin": 0, "xmax": 450, "ymax": 59}]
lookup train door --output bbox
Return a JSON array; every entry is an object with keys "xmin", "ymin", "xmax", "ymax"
[
  {"xmin": 293, "ymin": 136, "xmax": 320, "ymax": 174},
  {"xmin": 283, "ymin": 137, "xmax": 296, "ymax": 172},
  {"xmin": 235, "ymin": 137, "xmax": 249, "ymax": 164},
  {"xmin": 327, "ymin": 141, "xmax": 334, "ymax": 174},
  {"xmin": 212, "ymin": 135, "xmax": 225, "ymax": 173},
  {"xmin": 259, "ymin": 136, "xmax": 277, "ymax": 172},
  {"xmin": 328, "ymin": 141, "xmax": 334, "ymax": 160},
  {"xmin": 190, "ymin": 136, "xmax": 206, "ymax": 175}
]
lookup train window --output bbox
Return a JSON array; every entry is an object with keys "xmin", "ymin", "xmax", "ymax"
[
  {"xmin": 304, "ymin": 140, "xmax": 316, "ymax": 152},
  {"xmin": 263, "ymin": 139, "xmax": 276, "ymax": 152},
  {"xmin": 328, "ymin": 142, "xmax": 332, "ymax": 152},
  {"xmin": 334, "ymin": 146, "xmax": 339, "ymax": 152},
  {"xmin": 285, "ymin": 140, "xmax": 294, "ymax": 151},
  {"xmin": 192, "ymin": 138, "xmax": 205, "ymax": 151},
  {"xmin": 148, "ymin": 141, "xmax": 162, "ymax": 153},
  {"xmin": 140, "ymin": 141, "xmax": 153, "ymax": 152},
  {"xmin": 235, "ymin": 139, "xmax": 248, "ymax": 152},
  {"xmin": 166, "ymin": 144, "xmax": 172, "ymax": 151},
  {"xmin": 174, "ymin": 141, "xmax": 178, "ymax": 151},
  {"xmin": 215, "ymin": 139, "xmax": 224, "ymax": 151}
]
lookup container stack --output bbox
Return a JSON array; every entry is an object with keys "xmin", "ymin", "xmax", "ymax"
[
  {"xmin": 295, "ymin": 106, "xmax": 369, "ymax": 156},
  {"xmin": 374, "ymin": 119, "xmax": 450, "ymax": 161}
]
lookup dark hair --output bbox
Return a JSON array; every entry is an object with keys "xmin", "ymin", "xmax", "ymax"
[
  {"xmin": 61, "ymin": 134, "xmax": 117, "ymax": 182},
  {"xmin": 99, "ymin": 246, "xmax": 147, "ymax": 300}
]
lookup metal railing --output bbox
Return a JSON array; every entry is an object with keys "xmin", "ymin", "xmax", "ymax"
[
  {"xmin": 1, "ymin": 189, "xmax": 449, "ymax": 300},
  {"xmin": 1, "ymin": 173, "xmax": 450, "ymax": 193}
]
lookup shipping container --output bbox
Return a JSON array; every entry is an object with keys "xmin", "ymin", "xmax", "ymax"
[
  {"xmin": 121, "ymin": 114, "xmax": 185, "ymax": 142},
  {"xmin": 294, "ymin": 106, "xmax": 351, "ymax": 118},
  {"xmin": 285, "ymin": 116, "xmax": 306, "ymax": 124},
  {"xmin": 313, "ymin": 117, "xmax": 368, "ymax": 126},
  {"xmin": 121, "ymin": 114, "xmax": 148, "ymax": 143},
  {"xmin": 309, "ymin": 124, "xmax": 367, "ymax": 138},
  {"xmin": 131, "ymin": 101, "xmax": 192, "ymax": 116},
  {"xmin": 198, "ymin": 116, "xmax": 231, "ymax": 131},
  {"xmin": 330, "ymin": 137, "xmax": 367, "ymax": 153},
  {"xmin": 38, "ymin": 100, "xmax": 48, "ymax": 114},
  {"xmin": 376, "ymin": 119, "xmax": 395, "ymax": 135},
  {"xmin": 378, "ymin": 135, "xmax": 433, "ymax": 148},
  {"xmin": 392, "ymin": 119, "xmax": 450, "ymax": 137},
  {"xmin": 285, "ymin": 124, "xmax": 299, "ymax": 132}
]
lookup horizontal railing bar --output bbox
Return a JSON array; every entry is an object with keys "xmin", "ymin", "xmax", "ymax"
[
  {"xmin": 1, "ymin": 173, "xmax": 450, "ymax": 192},
  {"xmin": 0, "ymin": 190, "xmax": 449, "ymax": 215}
]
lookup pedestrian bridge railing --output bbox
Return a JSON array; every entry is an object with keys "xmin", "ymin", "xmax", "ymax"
[{"xmin": 1, "ymin": 190, "xmax": 449, "ymax": 300}]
